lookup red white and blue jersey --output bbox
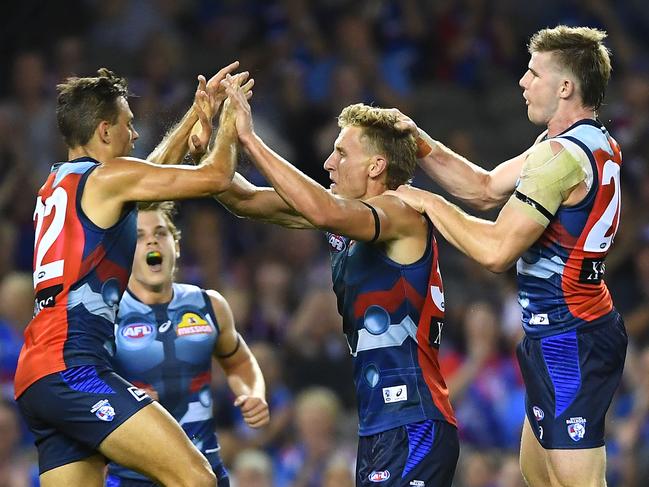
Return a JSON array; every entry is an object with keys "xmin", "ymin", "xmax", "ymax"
[
  {"xmin": 14, "ymin": 158, "xmax": 137, "ymax": 398},
  {"xmin": 327, "ymin": 220, "xmax": 456, "ymax": 436},
  {"xmin": 517, "ymin": 120, "xmax": 622, "ymax": 338},
  {"xmin": 108, "ymin": 283, "xmax": 222, "ymax": 481}
]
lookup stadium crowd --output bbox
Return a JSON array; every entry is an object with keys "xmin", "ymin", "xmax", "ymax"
[{"xmin": 1, "ymin": 0, "xmax": 649, "ymax": 485}]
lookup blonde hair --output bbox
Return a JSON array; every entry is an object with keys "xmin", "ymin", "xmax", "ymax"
[
  {"xmin": 338, "ymin": 103, "xmax": 416, "ymax": 189},
  {"xmin": 529, "ymin": 25, "xmax": 611, "ymax": 110}
]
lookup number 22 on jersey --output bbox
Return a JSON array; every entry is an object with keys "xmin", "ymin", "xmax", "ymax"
[{"xmin": 33, "ymin": 187, "xmax": 68, "ymax": 287}]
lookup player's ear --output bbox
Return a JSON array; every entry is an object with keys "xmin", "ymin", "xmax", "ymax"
[
  {"xmin": 369, "ymin": 155, "xmax": 387, "ymax": 179},
  {"xmin": 175, "ymin": 241, "xmax": 180, "ymax": 259},
  {"xmin": 98, "ymin": 120, "xmax": 112, "ymax": 144},
  {"xmin": 559, "ymin": 78, "xmax": 575, "ymax": 100}
]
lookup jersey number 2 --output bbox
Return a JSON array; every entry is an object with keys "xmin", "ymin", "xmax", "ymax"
[
  {"xmin": 584, "ymin": 160, "xmax": 621, "ymax": 252},
  {"xmin": 33, "ymin": 187, "xmax": 68, "ymax": 286}
]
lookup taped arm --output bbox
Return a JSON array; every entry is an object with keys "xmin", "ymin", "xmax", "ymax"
[{"xmin": 509, "ymin": 140, "xmax": 587, "ymax": 226}]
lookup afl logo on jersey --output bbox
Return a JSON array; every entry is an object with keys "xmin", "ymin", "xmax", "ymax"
[
  {"xmin": 327, "ymin": 233, "xmax": 347, "ymax": 253},
  {"xmin": 122, "ymin": 323, "xmax": 154, "ymax": 339},
  {"xmin": 177, "ymin": 312, "xmax": 212, "ymax": 337}
]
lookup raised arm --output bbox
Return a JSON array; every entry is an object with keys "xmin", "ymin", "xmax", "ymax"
[
  {"xmin": 387, "ymin": 140, "xmax": 586, "ymax": 272},
  {"xmin": 223, "ymin": 81, "xmax": 425, "ymax": 245},
  {"xmin": 215, "ymin": 173, "xmax": 314, "ymax": 229},
  {"xmin": 394, "ymin": 110, "xmax": 546, "ymax": 210},
  {"xmin": 209, "ymin": 290, "xmax": 269, "ymax": 429},
  {"xmin": 148, "ymin": 61, "xmax": 242, "ymax": 165},
  {"xmin": 83, "ymin": 95, "xmax": 240, "ymax": 228}
]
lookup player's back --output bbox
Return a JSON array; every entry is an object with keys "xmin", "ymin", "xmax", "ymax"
[
  {"xmin": 14, "ymin": 157, "xmax": 137, "ymax": 398},
  {"xmin": 327, "ymin": 221, "xmax": 455, "ymax": 437},
  {"xmin": 517, "ymin": 120, "xmax": 622, "ymax": 338}
]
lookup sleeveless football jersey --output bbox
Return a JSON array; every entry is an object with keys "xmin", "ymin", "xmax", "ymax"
[
  {"xmin": 327, "ymin": 221, "xmax": 456, "ymax": 436},
  {"xmin": 517, "ymin": 120, "xmax": 622, "ymax": 338},
  {"xmin": 15, "ymin": 158, "xmax": 136, "ymax": 398},
  {"xmin": 107, "ymin": 283, "xmax": 221, "ymax": 481}
]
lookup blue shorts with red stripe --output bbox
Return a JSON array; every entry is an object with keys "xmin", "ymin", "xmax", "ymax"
[
  {"xmin": 17, "ymin": 365, "xmax": 152, "ymax": 474},
  {"xmin": 516, "ymin": 312, "xmax": 627, "ymax": 449},
  {"xmin": 356, "ymin": 419, "xmax": 458, "ymax": 486}
]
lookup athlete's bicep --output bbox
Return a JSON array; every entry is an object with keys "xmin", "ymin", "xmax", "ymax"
[
  {"xmin": 94, "ymin": 157, "xmax": 228, "ymax": 204},
  {"xmin": 512, "ymin": 141, "xmax": 586, "ymax": 226},
  {"xmin": 319, "ymin": 194, "xmax": 423, "ymax": 243},
  {"xmin": 216, "ymin": 174, "xmax": 314, "ymax": 229},
  {"xmin": 493, "ymin": 198, "xmax": 548, "ymax": 268},
  {"xmin": 485, "ymin": 130, "xmax": 549, "ymax": 206}
]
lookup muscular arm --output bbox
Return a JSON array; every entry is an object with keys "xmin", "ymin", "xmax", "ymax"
[
  {"xmin": 146, "ymin": 107, "xmax": 198, "ymax": 165},
  {"xmin": 393, "ymin": 188, "xmax": 546, "ymax": 272},
  {"xmin": 83, "ymin": 104, "xmax": 238, "ymax": 228},
  {"xmin": 215, "ymin": 173, "xmax": 314, "ymax": 229},
  {"xmin": 240, "ymin": 133, "xmax": 423, "ymax": 244},
  {"xmin": 390, "ymin": 140, "xmax": 586, "ymax": 272},
  {"xmin": 209, "ymin": 290, "xmax": 269, "ymax": 428},
  {"xmin": 416, "ymin": 128, "xmax": 546, "ymax": 210},
  {"xmin": 150, "ymin": 62, "xmax": 243, "ymax": 165}
]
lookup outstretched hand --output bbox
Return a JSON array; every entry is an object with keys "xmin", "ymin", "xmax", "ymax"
[
  {"xmin": 189, "ymin": 62, "xmax": 255, "ymax": 159},
  {"xmin": 234, "ymin": 394, "xmax": 269, "ymax": 428},
  {"xmin": 384, "ymin": 185, "xmax": 427, "ymax": 214},
  {"xmin": 221, "ymin": 74, "xmax": 255, "ymax": 141},
  {"xmin": 189, "ymin": 82, "xmax": 212, "ymax": 158}
]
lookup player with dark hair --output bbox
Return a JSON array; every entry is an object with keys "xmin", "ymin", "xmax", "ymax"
[
  {"xmin": 14, "ymin": 63, "xmax": 248, "ymax": 487},
  {"xmin": 105, "ymin": 202, "xmax": 268, "ymax": 487}
]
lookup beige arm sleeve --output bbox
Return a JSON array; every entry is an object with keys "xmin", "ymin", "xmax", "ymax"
[{"xmin": 509, "ymin": 141, "xmax": 587, "ymax": 226}]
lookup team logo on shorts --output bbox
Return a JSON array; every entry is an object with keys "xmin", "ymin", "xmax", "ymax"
[
  {"xmin": 566, "ymin": 417, "xmax": 587, "ymax": 442},
  {"xmin": 176, "ymin": 313, "xmax": 212, "ymax": 336},
  {"xmin": 532, "ymin": 406, "xmax": 544, "ymax": 421},
  {"xmin": 91, "ymin": 399, "xmax": 115, "ymax": 422},
  {"xmin": 409, "ymin": 481, "xmax": 425, "ymax": 486},
  {"xmin": 368, "ymin": 470, "xmax": 390, "ymax": 482}
]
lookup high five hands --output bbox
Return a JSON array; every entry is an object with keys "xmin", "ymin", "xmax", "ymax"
[{"xmin": 189, "ymin": 61, "xmax": 255, "ymax": 160}]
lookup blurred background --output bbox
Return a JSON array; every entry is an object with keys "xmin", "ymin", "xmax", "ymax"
[{"xmin": 1, "ymin": 0, "xmax": 649, "ymax": 486}]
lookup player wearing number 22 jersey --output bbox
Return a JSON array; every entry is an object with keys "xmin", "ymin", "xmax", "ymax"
[
  {"xmin": 14, "ymin": 159, "xmax": 156, "ymax": 474},
  {"xmin": 16, "ymin": 158, "xmax": 136, "ymax": 394}
]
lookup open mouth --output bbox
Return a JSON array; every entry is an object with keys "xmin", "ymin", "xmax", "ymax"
[{"xmin": 146, "ymin": 251, "xmax": 163, "ymax": 271}]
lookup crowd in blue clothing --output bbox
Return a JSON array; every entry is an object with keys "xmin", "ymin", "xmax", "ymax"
[{"xmin": 2, "ymin": 1, "xmax": 649, "ymax": 485}]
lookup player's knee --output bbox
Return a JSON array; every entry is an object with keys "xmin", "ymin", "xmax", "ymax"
[
  {"xmin": 182, "ymin": 460, "xmax": 216, "ymax": 487},
  {"xmin": 520, "ymin": 456, "xmax": 549, "ymax": 487}
]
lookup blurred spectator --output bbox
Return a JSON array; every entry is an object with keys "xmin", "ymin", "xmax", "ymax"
[
  {"xmin": 275, "ymin": 387, "xmax": 347, "ymax": 487},
  {"xmin": 0, "ymin": 399, "xmax": 34, "ymax": 487},
  {"xmin": 231, "ymin": 448, "xmax": 274, "ymax": 487},
  {"xmin": 283, "ymin": 289, "xmax": 354, "ymax": 407},
  {"xmin": 442, "ymin": 301, "xmax": 525, "ymax": 450},
  {"xmin": 0, "ymin": 272, "xmax": 32, "ymax": 398},
  {"xmin": 2, "ymin": 2, "xmax": 649, "ymax": 484}
]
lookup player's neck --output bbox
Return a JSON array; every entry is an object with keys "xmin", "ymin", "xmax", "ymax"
[
  {"xmin": 128, "ymin": 280, "xmax": 173, "ymax": 305},
  {"xmin": 67, "ymin": 142, "xmax": 114, "ymax": 163},
  {"xmin": 546, "ymin": 105, "xmax": 596, "ymax": 137}
]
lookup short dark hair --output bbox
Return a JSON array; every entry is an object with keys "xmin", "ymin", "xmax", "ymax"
[
  {"xmin": 338, "ymin": 104, "xmax": 417, "ymax": 190},
  {"xmin": 56, "ymin": 68, "xmax": 128, "ymax": 148},
  {"xmin": 529, "ymin": 26, "xmax": 611, "ymax": 111},
  {"xmin": 137, "ymin": 201, "xmax": 181, "ymax": 242}
]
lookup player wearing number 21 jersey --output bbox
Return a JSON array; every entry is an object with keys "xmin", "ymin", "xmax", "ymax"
[{"xmin": 390, "ymin": 25, "xmax": 626, "ymax": 487}]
